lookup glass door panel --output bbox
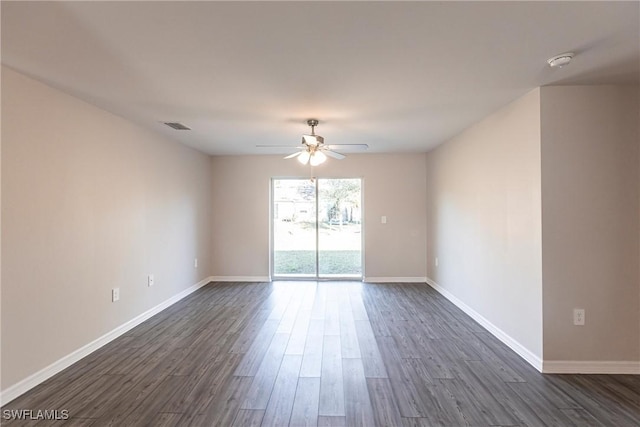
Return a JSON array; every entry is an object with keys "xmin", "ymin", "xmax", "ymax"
[
  {"xmin": 272, "ymin": 179, "xmax": 317, "ymax": 277},
  {"xmin": 318, "ymin": 179, "xmax": 362, "ymax": 278}
]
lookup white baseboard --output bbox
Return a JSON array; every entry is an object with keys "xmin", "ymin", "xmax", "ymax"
[
  {"xmin": 426, "ymin": 278, "xmax": 640, "ymax": 375},
  {"xmin": 364, "ymin": 276, "xmax": 427, "ymax": 283},
  {"xmin": 543, "ymin": 360, "xmax": 640, "ymax": 374},
  {"xmin": 209, "ymin": 276, "xmax": 270, "ymax": 282},
  {"xmin": 0, "ymin": 276, "xmax": 214, "ymax": 405},
  {"xmin": 426, "ymin": 277, "xmax": 544, "ymax": 372}
]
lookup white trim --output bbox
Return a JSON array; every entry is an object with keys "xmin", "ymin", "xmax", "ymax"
[
  {"xmin": 364, "ymin": 277, "xmax": 427, "ymax": 283},
  {"xmin": 426, "ymin": 277, "xmax": 543, "ymax": 372},
  {"xmin": 543, "ymin": 360, "xmax": 640, "ymax": 374},
  {"xmin": 0, "ymin": 276, "xmax": 214, "ymax": 405},
  {"xmin": 209, "ymin": 276, "xmax": 270, "ymax": 282}
]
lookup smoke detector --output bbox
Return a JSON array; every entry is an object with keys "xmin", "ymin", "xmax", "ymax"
[{"xmin": 547, "ymin": 53, "xmax": 574, "ymax": 68}]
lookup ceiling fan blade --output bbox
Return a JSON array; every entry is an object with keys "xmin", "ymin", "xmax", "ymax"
[
  {"xmin": 256, "ymin": 144, "xmax": 301, "ymax": 148},
  {"xmin": 284, "ymin": 151, "xmax": 303, "ymax": 159},
  {"xmin": 326, "ymin": 144, "xmax": 369, "ymax": 152},
  {"xmin": 323, "ymin": 150, "xmax": 346, "ymax": 160}
]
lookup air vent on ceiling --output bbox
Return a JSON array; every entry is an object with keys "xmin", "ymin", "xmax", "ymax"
[{"xmin": 163, "ymin": 122, "xmax": 191, "ymax": 130}]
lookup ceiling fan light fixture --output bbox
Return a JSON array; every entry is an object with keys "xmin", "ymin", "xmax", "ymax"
[
  {"xmin": 310, "ymin": 151, "xmax": 327, "ymax": 166},
  {"xmin": 267, "ymin": 118, "xmax": 367, "ymax": 164},
  {"xmin": 297, "ymin": 151, "xmax": 311, "ymax": 165}
]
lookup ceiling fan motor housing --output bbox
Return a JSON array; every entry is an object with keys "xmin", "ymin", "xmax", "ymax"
[{"xmin": 302, "ymin": 134, "xmax": 324, "ymax": 146}]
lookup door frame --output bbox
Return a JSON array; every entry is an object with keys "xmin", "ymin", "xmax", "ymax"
[{"xmin": 269, "ymin": 176, "xmax": 365, "ymax": 281}]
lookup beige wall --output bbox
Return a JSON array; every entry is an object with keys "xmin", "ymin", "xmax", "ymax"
[
  {"xmin": 211, "ymin": 154, "xmax": 427, "ymax": 280},
  {"xmin": 541, "ymin": 85, "xmax": 640, "ymax": 361},
  {"xmin": 1, "ymin": 67, "xmax": 213, "ymax": 389},
  {"xmin": 425, "ymin": 89, "xmax": 543, "ymax": 359},
  {"xmin": 425, "ymin": 85, "xmax": 640, "ymax": 366}
]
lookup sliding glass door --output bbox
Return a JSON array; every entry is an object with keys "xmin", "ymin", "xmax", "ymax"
[{"xmin": 272, "ymin": 178, "xmax": 362, "ymax": 279}]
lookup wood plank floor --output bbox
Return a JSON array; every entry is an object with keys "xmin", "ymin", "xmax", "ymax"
[{"xmin": 3, "ymin": 281, "xmax": 639, "ymax": 426}]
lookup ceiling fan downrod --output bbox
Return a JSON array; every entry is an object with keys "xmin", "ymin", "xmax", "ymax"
[{"xmin": 307, "ymin": 119, "xmax": 319, "ymax": 135}]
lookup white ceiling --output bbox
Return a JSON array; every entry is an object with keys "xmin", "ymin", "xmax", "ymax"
[{"xmin": 2, "ymin": 1, "xmax": 638, "ymax": 155}]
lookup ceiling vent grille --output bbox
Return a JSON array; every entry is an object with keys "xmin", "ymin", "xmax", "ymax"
[{"xmin": 163, "ymin": 122, "xmax": 191, "ymax": 130}]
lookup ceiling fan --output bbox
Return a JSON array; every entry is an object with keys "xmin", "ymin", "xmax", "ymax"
[{"xmin": 258, "ymin": 119, "xmax": 368, "ymax": 165}]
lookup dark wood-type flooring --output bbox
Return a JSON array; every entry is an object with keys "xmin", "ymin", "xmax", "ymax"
[{"xmin": 3, "ymin": 281, "xmax": 640, "ymax": 426}]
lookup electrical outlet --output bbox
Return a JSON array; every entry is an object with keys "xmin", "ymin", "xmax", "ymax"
[
  {"xmin": 381, "ymin": 216, "xmax": 387, "ymax": 224},
  {"xmin": 148, "ymin": 274, "xmax": 154, "ymax": 287},
  {"xmin": 194, "ymin": 258, "xmax": 198, "ymax": 268},
  {"xmin": 435, "ymin": 257, "xmax": 439, "ymax": 267},
  {"xmin": 573, "ymin": 308, "xmax": 585, "ymax": 326},
  {"xmin": 112, "ymin": 288, "xmax": 120, "ymax": 302}
]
